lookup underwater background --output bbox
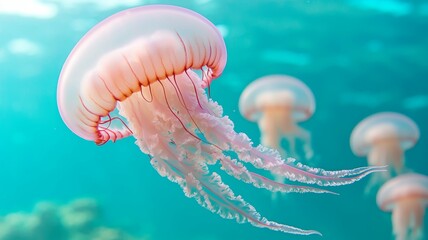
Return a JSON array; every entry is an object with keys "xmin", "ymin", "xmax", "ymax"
[{"xmin": 1, "ymin": 0, "xmax": 428, "ymax": 239}]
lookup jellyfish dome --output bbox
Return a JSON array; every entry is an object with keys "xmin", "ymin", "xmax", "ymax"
[
  {"xmin": 58, "ymin": 5, "xmax": 383, "ymax": 236},
  {"xmin": 239, "ymin": 75, "xmax": 315, "ymax": 159},
  {"xmin": 58, "ymin": 5, "xmax": 226, "ymax": 143},
  {"xmin": 351, "ymin": 112, "xmax": 419, "ymax": 158},
  {"xmin": 239, "ymin": 75, "xmax": 315, "ymax": 123},
  {"xmin": 377, "ymin": 173, "xmax": 428, "ymax": 240}
]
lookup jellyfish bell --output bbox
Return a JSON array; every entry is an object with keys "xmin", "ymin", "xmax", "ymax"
[
  {"xmin": 57, "ymin": 5, "xmax": 226, "ymax": 144},
  {"xmin": 362, "ymin": 123, "xmax": 403, "ymax": 165},
  {"xmin": 58, "ymin": 5, "xmax": 384, "ymax": 236},
  {"xmin": 377, "ymin": 173, "xmax": 428, "ymax": 240},
  {"xmin": 377, "ymin": 174, "xmax": 428, "ymax": 212},
  {"xmin": 351, "ymin": 113, "xmax": 419, "ymax": 160},
  {"xmin": 351, "ymin": 112, "xmax": 419, "ymax": 184},
  {"xmin": 255, "ymin": 90, "xmax": 295, "ymax": 111},
  {"xmin": 364, "ymin": 123, "xmax": 401, "ymax": 146},
  {"xmin": 239, "ymin": 75, "xmax": 315, "ymax": 123},
  {"xmin": 239, "ymin": 74, "xmax": 315, "ymax": 159}
]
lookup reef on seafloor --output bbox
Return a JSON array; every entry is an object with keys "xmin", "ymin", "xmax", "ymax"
[{"xmin": 0, "ymin": 198, "xmax": 148, "ymax": 240}]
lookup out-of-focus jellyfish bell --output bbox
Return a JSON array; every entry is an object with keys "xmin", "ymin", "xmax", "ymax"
[
  {"xmin": 350, "ymin": 112, "xmax": 419, "ymax": 193},
  {"xmin": 377, "ymin": 173, "xmax": 428, "ymax": 240},
  {"xmin": 239, "ymin": 75, "xmax": 315, "ymax": 159}
]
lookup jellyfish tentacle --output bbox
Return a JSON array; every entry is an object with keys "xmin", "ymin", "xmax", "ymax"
[
  {"xmin": 166, "ymin": 76, "xmax": 187, "ymax": 110},
  {"xmin": 156, "ymin": 157, "xmax": 321, "ymax": 236},
  {"xmin": 293, "ymin": 126, "xmax": 313, "ymax": 160},
  {"xmin": 232, "ymin": 123, "xmax": 383, "ymax": 179},
  {"xmin": 240, "ymin": 143, "xmax": 385, "ymax": 186},
  {"xmin": 140, "ymin": 82, "xmax": 154, "ymax": 102},
  {"xmin": 99, "ymin": 115, "xmax": 134, "ymax": 135},
  {"xmin": 144, "ymin": 134, "xmax": 322, "ymax": 236},
  {"xmin": 166, "ymin": 76, "xmax": 204, "ymax": 135},
  {"xmin": 197, "ymin": 137, "xmax": 337, "ymax": 194},
  {"xmin": 412, "ymin": 202, "xmax": 425, "ymax": 240},
  {"xmin": 219, "ymin": 155, "xmax": 338, "ymax": 195},
  {"xmin": 280, "ymin": 154, "xmax": 385, "ymax": 177},
  {"xmin": 157, "ymin": 79, "xmax": 202, "ymax": 142},
  {"xmin": 184, "ymin": 71, "xmax": 204, "ymax": 110}
]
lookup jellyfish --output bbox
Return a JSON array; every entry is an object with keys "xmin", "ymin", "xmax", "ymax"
[
  {"xmin": 377, "ymin": 173, "xmax": 428, "ymax": 240},
  {"xmin": 350, "ymin": 112, "xmax": 419, "ymax": 193},
  {"xmin": 239, "ymin": 75, "xmax": 315, "ymax": 160},
  {"xmin": 57, "ymin": 5, "xmax": 384, "ymax": 236}
]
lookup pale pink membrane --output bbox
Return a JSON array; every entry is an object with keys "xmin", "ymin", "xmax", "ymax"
[
  {"xmin": 351, "ymin": 112, "xmax": 420, "ymax": 194},
  {"xmin": 58, "ymin": 5, "xmax": 385, "ymax": 236},
  {"xmin": 377, "ymin": 174, "xmax": 428, "ymax": 240}
]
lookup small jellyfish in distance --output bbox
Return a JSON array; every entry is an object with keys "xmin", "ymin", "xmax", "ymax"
[
  {"xmin": 239, "ymin": 75, "xmax": 315, "ymax": 159},
  {"xmin": 57, "ymin": 5, "xmax": 384, "ymax": 236},
  {"xmin": 350, "ymin": 112, "xmax": 419, "ymax": 193},
  {"xmin": 377, "ymin": 173, "xmax": 428, "ymax": 240}
]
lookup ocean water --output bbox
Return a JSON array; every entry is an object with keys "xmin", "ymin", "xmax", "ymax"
[{"xmin": 1, "ymin": 0, "xmax": 428, "ymax": 240}]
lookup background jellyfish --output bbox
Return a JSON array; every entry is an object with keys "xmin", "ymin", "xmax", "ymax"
[
  {"xmin": 350, "ymin": 112, "xmax": 419, "ymax": 193},
  {"xmin": 238, "ymin": 74, "xmax": 315, "ymax": 160},
  {"xmin": 57, "ymin": 5, "xmax": 383, "ymax": 236},
  {"xmin": 377, "ymin": 173, "xmax": 428, "ymax": 240}
]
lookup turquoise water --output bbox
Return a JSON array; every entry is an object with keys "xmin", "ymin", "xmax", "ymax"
[{"xmin": 1, "ymin": 0, "xmax": 428, "ymax": 239}]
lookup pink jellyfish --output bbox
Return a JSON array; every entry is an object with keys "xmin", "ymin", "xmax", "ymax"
[
  {"xmin": 239, "ymin": 75, "xmax": 315, "ymax": 159},
  {"xmin": 350, "ymin": 112, "xmax": 419, "ymax": 192},
  {"xmin": 57, "ymin": 5, "xmax": 383, "ymax": 236},
  {"xmin": 377, "ymin": 173, "xmax": 428, "ymax": 240}
]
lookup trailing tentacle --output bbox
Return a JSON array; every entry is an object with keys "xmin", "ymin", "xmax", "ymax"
[
  {"xmin": 152, "ymin": 157, "xmax": 321, "ymax": 236},
  {"xmin": 219, "ymin": 156, "xmax": 338, "ymax": 195}
]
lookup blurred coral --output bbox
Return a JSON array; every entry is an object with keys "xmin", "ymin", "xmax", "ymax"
[{"xmin": 0, "ymin": 198, "xmax": 147, "ymax": 240}]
